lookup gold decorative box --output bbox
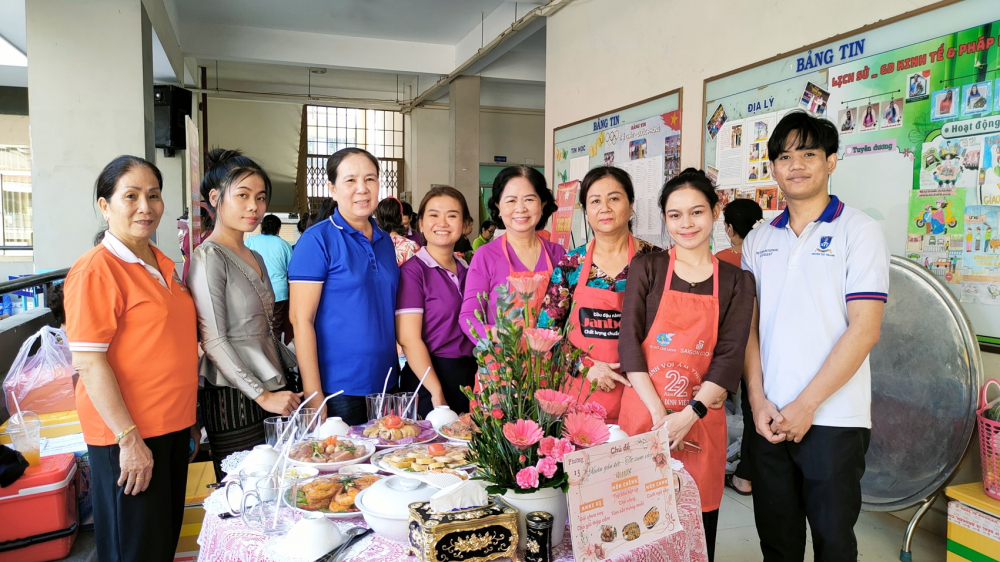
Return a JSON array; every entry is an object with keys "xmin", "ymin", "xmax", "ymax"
[{"xmin": 407, "ymin": 495, "xmax": 519, "ymax": 562}]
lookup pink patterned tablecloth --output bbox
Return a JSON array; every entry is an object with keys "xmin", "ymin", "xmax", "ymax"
[{"xmin": 198, "ymin": 469, "xmax": 707, "ymax": 562}]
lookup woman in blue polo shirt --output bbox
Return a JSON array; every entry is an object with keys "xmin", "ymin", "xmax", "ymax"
[
  {"xmin": 396, "ymin": 186, "xmax": 476, "ymax": 417},
  {"xmin": 288, "ymin": 147, "xmax": 400, "ymax": 425}
]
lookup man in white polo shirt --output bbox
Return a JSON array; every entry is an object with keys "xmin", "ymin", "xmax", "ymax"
[{"xmin": 742, "ymin": 111, "xmax": 889, "ymax": 562}]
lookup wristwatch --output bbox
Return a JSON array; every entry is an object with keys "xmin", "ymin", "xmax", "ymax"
[{"xmin": 688, "ymin": 400, "xmax": 708, "ymax": 419}]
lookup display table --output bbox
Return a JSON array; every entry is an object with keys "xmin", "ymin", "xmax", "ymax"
[{"xmin": 197, "ymin": 468, "xmax": 707, "ymax": 562}]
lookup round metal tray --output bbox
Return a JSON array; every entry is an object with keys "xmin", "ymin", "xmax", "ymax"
[{"xmin": 862, "ymin": 257, "xmax": 983, "ymax": 511}]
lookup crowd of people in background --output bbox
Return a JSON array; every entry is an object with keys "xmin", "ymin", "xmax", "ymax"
[{"xmin": 60, "ymin": 110, "xmax": 888, "ymax": 562}]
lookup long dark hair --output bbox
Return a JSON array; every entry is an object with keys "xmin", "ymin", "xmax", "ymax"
[
  {"xmin": 200, "ymin": 148, "xmax": 272, "ymax": 215},
  {"xmin": 487, "ymin": 165, "xmax": 557, "ymax": 230},
  {"xmin": 95, "ymin": 155, "xmax": 162, "ymax": 203}
]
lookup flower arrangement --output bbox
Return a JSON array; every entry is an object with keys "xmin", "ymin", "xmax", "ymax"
[{"xmin": 463, "ymin": 273, "xmax": 610, "ymax": 495}]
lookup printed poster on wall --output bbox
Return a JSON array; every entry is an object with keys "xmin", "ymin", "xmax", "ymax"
[
  {"xmin": 961, "ymin": 205, "xmax": 1000, "ymax": 305},
  {"xmin": 552, "ymin": 181, "xmax": 580, "ymax": 249},
  {"xmin": 554, "ymin": 96, "xmax": 681, "ymax": 247},
  {"xmin": 564, "ymin": 427, "xmax": 680, "ymax": 561},
  {"xmin": 905, "ymin": 188, "xmax": 966, "ymax": 283}
]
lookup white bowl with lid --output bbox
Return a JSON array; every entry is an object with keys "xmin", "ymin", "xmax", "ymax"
[
  {"xmin": 274, "ymin": 512, "xmax": 343, "ymax": 560},
  {"xmin": 354, "ymin": 475, "xmax": 435, "ymax": 542}
]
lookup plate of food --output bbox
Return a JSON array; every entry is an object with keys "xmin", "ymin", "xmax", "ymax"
[
  {"xmin": 284, "ymin": 436, "xmax": 376, "ymax": 472},
  {"xmin": 371, "ymin": 442, "xmax": 474, "ymax": 478},
  {"xmin": 293, "ymin": 473, "xmax": 382, "ymax": 518},
  {"xmin": 348, "ymin": 415, "xmax": 437, "ymax": 447},
  {"xmin": 436, "ymin": 413, "xmax": 473, "ymax": 442}
]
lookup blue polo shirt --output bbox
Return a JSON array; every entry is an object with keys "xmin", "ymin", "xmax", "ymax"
[{"xmin": 288, "ymin": 209, "xmax": 400, "ymax": 396}]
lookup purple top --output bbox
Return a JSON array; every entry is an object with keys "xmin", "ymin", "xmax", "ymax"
[
  {"xmin": 459, "ymin": 236, "xmax": 567, "ymax": 341},
  {"xmin": 396, "ymin": 248, "xmax": 473, "ymax": 358},
  {"xmin": 405, "ymin": 228, "xmax": 425, "ymax": 247}
]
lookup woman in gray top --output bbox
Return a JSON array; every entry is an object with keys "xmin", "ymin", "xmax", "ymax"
[{"xmin": 188, "ymin": 149, "xmax": 302, "ymax": 480}]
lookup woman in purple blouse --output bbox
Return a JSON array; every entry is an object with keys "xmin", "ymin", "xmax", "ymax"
[
  {"xmin": 459, "ymin": 166, "xmax": 564, "ymax": 342},
  {"xmin": 396, "ymin": 187, "xmax": 477, "ymax": 415}
]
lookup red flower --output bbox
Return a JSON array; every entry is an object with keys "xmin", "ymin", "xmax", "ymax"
[
  {"xmin": 469, "ymin": 400, "xmax": 478, "ymax": 410},
  {"xmin": 539, "ymin": 378, "xmax": 548, "ymax": 388},
  {"xmin": 491, "ymin": 408, "xmax": 504, "ymax": 420},
  {"xmin": 582, "ymin": 356, "xmax": 595, "ymax": 368},
  {"xmin": 519, "ymin": 455, "xmax": 526, "ymax": 464}
]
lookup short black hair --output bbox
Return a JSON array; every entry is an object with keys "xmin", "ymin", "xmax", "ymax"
[
  {"xmin": 658, "ymin": 168, "xmax": 718, "ymax": 212},
  {"xmin": 48, "ymin": 282, "xmax": 65, "ymax": 326},
  {"xmin": 326, "ymin": 147, "xmax": 379, "ymax": 184},
  {"xmin": 374, "ymin": 198, "xmax": 406, "ymax": 236},
  {"xmin": 94, "ymin": 155, "xmax": 162, "ymax": 204},
  {"xmin": 261, "ymin": 214, "xmax": 282, "ymax": 236},
  {"xmin": 480, "ymin": 220, "xmax": 495, "ymax": 232},
  {"xmin": 768, "ymin": 110, "xmax": 839, "ymax": 160},
  {"xmin": 579, "ymin": 166, "xmax": 635, "ymax": 206},
  {"xmin": 487, "ymin": 165, "xmax": 557, "ymax": 230},
  {"xmin": 723, "ymin": 198, "xmax": 764, "ymax": 239}
]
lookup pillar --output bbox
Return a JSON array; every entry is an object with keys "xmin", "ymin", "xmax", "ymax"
[
  {"xmin": 449, "ymin": 76, "xmax": 481, "ymax": 225},
  {"xmin": 26, "ymin": 0, "xmax": 154, "ymax": 270}
]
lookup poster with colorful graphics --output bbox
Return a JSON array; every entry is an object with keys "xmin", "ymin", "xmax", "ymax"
[
  {"xmin": 980, "ymin": 134, "xmax": 1000, "ymax": 205},
  {"xmin": 554, "ymin": 94, "xmax": 681, "ymax": 247},
  {"xmin": 961, "ymin": 205, "xmax": 1000, "ymax": 304},
  {"xmin": 906, "ymin": 188, "xmax": 966, "ymax": 283},
  {"xmin": 918, "ymin": 136, "xmax": 982, "ymax": 190},
  {"xmin": 564, "ymin": 427, "xmax": 681, "ymax": 561},
  {"xmin": 552, "ymin": 181, "xmax": 580, "ymax": 250}
]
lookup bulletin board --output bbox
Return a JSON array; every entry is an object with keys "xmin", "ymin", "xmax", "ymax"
[
  {"xmin": 701, "ymin": 0, "xmax": 1000, "ymax": 347},
  {"xmin": 553, "ymin": 90, "xmax": 682, "ymax": 248}
]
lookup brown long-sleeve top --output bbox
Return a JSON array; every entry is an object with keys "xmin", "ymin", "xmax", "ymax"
[{"xmin": 618, "ymin": 251, "xmax": 756, "ymax": 393}]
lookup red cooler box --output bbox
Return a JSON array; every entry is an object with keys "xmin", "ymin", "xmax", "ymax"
[{"xmin": 0, "ymin": 453, "xmax": 78, "ymax": 562}]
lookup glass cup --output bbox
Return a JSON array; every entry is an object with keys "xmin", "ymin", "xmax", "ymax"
[
  {"xmin": 224, "ymin": 464, "xmax": 272, "ymax": 516},
  {"xmin": 366, "ymin": 393, "xmax": 390, "ymax": 421},
  {"xmin": 263, "ymin": 417, "xmax": 290, "ymax": 447},
  {"xmin": 393, "ymin": 392, "xmax": 418, "ymax": 421},
  {"xmin": 241, "ymin": 475, "xmax": 295, "ymax": 535},
  {"xmin": 293, "ymin": 408, "xmax": 320, "ymax": 439},
  {"xmin": 5, "ymin": 411, "xmax": 41, "ymax": 467}
]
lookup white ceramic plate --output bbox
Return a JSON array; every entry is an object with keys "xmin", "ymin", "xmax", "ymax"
[
  {"xmin": 284, "ymin": 438, "xmax": 378, "ymax": 473},
  {"xmin": 291, "ymin": 473, "xmax": 383, "ymax": 519},
  {"xmin": 370, "ymin": 444, "xmax": 475, "ymax": 478},
  {"xmin": 434, "ymin": 427, "xmax": 471, "ymax": 444}
]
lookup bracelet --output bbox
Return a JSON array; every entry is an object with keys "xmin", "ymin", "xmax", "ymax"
[{"xmin": 115, "ymin": 424, "xmax": 137, "ymax": 444}]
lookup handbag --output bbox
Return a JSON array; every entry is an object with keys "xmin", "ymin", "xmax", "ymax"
[{"xmin": 218, "ymin": 247, "xmax": 302, "ymax": 393}]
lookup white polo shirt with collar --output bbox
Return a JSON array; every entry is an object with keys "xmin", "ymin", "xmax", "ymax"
[{"xmin": 741, "ymin": 195, "xmax": 889, "ymax": 429}]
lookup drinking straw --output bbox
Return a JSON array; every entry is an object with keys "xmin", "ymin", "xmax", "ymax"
[
  {"xmin": 8, "ymin": 390, "xmax": 23, "ymax": 421},
  {"xmin": 403, "ymin": 366, "xmax": 432, "ymax": 420},
  {"xmin": 304, "ymin": 390, "xmax": 344, "ymax": 435},
  {"xmin": 376, "ymin": 367, "xmax": 394, "ymax": 420},
  {"xmin": 268, "ymin": 391, "xmax": 318, "ymax": 474}
]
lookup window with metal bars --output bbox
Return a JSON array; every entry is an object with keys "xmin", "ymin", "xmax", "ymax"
[
  {"xmin": 304, "ymin": 106, "xmax": 404, "ymax": 211},
  {"xmin": 0, "ymin": 146, "xmax": 32, "ymax": 256}
]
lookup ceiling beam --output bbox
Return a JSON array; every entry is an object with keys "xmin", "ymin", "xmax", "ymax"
[
  {"xmin": 141, "ymin": 0, "xmax": 185, "ymax": 85},
  {"xmin": 180, "ymin": 21, "xmax": 456, "ymax": 76}
]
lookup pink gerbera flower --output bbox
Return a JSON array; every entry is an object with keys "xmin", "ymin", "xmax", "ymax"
[
  {"xmin": 524, "ymin": 328, "xmax": 561, "ymax": 354},
  {"xmin": 502, "ymin": 419, "xmax": 544, "ymax": 450},
  {"xmin": 507, "ymin": 273, "xmax": 548, "ymax": 297},
  {"xmin": 516, "ymin": 466, "xmax": 539, "ymax": 489},
  {"xmin": 569, "ymin": 401, "xmax": 608, "ymax": 421},
  {"xmin": 535, "ymin": 389, "xmax": 574, "ymax": 416},
  {"xmin": 563, "ymin": 412, "xmax": 610, "ymax": 448}
]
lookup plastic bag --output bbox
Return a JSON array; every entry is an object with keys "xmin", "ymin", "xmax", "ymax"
[{"xmin": 3, "ymin": 326, "xmax": 77, "ymax": 415}]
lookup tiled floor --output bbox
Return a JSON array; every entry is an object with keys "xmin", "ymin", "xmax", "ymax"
[{"xmin": 716, "ymin": 487, "xmax": 946, "ymax": 561}]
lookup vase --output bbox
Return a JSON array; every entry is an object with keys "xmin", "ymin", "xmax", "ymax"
[{"xmin": 501, "ymin": 487, "xmax": 568, "ymax": 549}]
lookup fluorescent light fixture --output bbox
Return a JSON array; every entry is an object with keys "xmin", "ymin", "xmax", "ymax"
[{"xmin": 0, "ymin": 34, "xmax": 27, "ymax": 67}]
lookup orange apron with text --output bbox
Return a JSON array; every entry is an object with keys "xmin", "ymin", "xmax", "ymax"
[
  {"xmin": 564, "ymin": 237, "xmax": 635, "ymax": 424},
  {"xmin": 500, "ymin": 233, "xmax": 553, "ymax": 327},
  {"xmin": 618, "ymin": 248, "xmax": 727, "ymax": 511}
]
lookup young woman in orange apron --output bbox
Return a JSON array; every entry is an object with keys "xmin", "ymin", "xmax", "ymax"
[
  {"xmin": 618, "ymin": 168, "xmax": 754, "ymax": 562},
  {"xmin": 562, "ymin": 236, "xmax": 634, "ymax": 423}
]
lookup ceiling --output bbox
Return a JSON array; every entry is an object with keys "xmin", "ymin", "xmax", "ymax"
[
  {"xmin": 0, "ymin": 0, "xmax": 548, "ymax": 108},
  {"xmin": 173, "ymin": 0, "xmax": 539, "ymax": 45}
]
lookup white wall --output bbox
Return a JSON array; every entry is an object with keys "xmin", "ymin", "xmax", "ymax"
[
  {"xmin": 544, "ymin": 0, "xmax": 943, "ymax": 181},
  {"xmin": 0, "ymin": 115, "xmax": 28, "ymax": 145},
  {"xmin": 206, "ymin": 98, "xmax": 301, "ymax": 211},
  {"xmin": 154, "ymin": 147, "xmax": 184, "ymax": 270},
  {"xmin": 405, "ymin": 106, "xmax": 545, "ymax": 210}
]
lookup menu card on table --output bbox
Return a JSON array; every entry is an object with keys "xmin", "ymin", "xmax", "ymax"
[{"xmin": 563, "ymin": 428, "xmax": 681, "ymax": 560}]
